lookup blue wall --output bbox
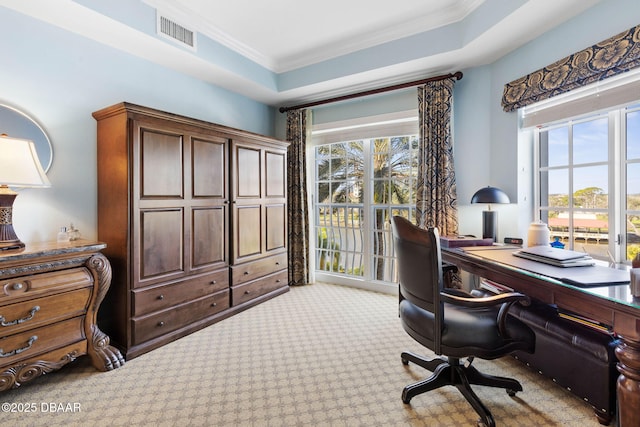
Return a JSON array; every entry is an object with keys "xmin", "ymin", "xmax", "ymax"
[
  {"xmin": 0, "ymin": 6, "xmax": 275, "ymax": 243},
  {"xmin": 302, "ymin": 0, "xmax": 640, "ymax": 240},
  {"xmin": 476, "ymin": 0, "xmax": 640, "ymax": 239},
  {"xmin": 2, "ymin": 0, "xmax": 638, "ymax": 244}
]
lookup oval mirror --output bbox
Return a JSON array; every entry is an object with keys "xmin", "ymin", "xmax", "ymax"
[{"xmin": 0, "ymin": 103, "xmax": 53, "ymax": 173}]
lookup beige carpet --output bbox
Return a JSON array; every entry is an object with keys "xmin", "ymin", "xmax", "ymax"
[{"xmin": 1, "ymin": 283, "xmax": 605, "ymax": 426}]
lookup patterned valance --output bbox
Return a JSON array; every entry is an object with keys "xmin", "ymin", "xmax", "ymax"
[{"xmin": 502, "ymin": 25, "xmax": 640, "ymax": 112}]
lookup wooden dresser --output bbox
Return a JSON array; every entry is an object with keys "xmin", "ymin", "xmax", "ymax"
[
  {"xmin": 0, "ymin": 241, "xmax": 124, "ymax": 391},
  {"xmin": 93, "ymin": 102, "xmax": 289, "ymax": 359}
]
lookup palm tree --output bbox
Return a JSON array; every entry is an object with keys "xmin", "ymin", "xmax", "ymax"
[{"xmin": 316, "ymin": 136, "xmax": 416, "ymax": 280}]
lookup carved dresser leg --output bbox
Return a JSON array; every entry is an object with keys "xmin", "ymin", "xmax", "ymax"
[{"xmin": 85, "ymin": 253, "xmax": 125, "ymax": 371}]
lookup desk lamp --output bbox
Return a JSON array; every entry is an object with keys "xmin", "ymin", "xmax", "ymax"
[
  {"xmin": 0, "ymin": 135, "xmax": 51, "ymax": 250},
  {"xmin": 471, "ymin": 186, "xmax": 510, "ymax": 242}
]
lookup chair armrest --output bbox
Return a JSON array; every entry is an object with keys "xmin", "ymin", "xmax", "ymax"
[
  {"xmin": 441, "ymin": 290, "xmax": 531, "ymax": 338},
  {"xmin": 441, "ymin": 289, "xmax": 530, "ymax": 308}
]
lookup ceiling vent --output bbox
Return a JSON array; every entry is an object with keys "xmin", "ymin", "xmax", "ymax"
[{"xmin": 157, "ymin": 14, "xmax": 196, "ymax": 50}]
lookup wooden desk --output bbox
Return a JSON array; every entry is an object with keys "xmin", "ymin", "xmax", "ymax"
[{"xmin": 442, "ymin": 246, "xmax": 640, "ymax": 427}]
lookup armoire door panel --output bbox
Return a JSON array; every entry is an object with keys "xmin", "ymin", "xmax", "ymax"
[
  {"xmin": 192, "ymin": 138, "xmax": 226, "ymax": 198},
  {"xmin": 265, "ymin": 151, "xmax": 285, "ymax": 198},
  {"xmin": 192, "ymin": 206, "xmax": 226, "ymax": 267},
  {"xmin": 265, "ymin": 204, "xmax": 286, "ymax": 251},
  {"xmin": 235, "ymin": 205, "xmax": 261, "ymax": 258},
  {"xmin": 139, "ymin": 209, "xmax": 184, "ymax": 281},
  {"xmin": 236, "ymin": 146, "xmax": 261, "ymax": 198},
  {"xmin": 140, "ymin": 129, "xmax": 184, "ymax": 198}
]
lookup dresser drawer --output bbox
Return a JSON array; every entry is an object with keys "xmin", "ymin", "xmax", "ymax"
[
  {"xmin": 0, "ymin": 288, "xmax": 91, "ymax": 336},
  {"xmin": 231, "ymin": 269, "xmax": 288, "ymax": 306},
  {"xmin": 132, "ymin": 269, "xmax": 229, "ymax": 317},
  {"xmin": 0, "ymin": 268, "xmax": 92, "ymax": 304},
  {"xmin": 231, "ymin": 253, "xmax": 287, "ymax": 286},
  {"xmin": 132, "ymin": 289, "xmax": 230, "ymax": 344},
  {"xmin": 0, "ymin": 316, "xmax": 85, "ymax": 367}
]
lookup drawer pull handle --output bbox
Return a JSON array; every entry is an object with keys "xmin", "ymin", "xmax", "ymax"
[
  {"xmin": 11, "ymin": 283, "xmax": 23, "ymax": 291},
  {"xmin": 211, "ymin": 302, "xmax": 217, "ymax": 307},
  {"xmin": 0, "ymin": 306, "xmax": 40, "ymax": 327},
  {"xmin": 276, "ymin": 279, "xmax": 281, "ymax": 283},
  {"xmin": 157, "ymin": 294, "xmax": 164, "ymax": 300},
  {"xmin": 244, "ymin": 290, "xmax": 250, "ymax": 295},
  {"xmin": 275, "ymin": 262, "xmax": 280, "ymax": 265},
  {"xmin": 244, "ymin": 271, "xmax": 249, "ymax": 275},
  {"xmin": 0, "ymin": 335, "xmax": 38, "ymax": 358},
  {"xmin": 210, "ymin": 280, "xmax": 217, "ymax": 285},
  {"xmin": 157, "ymin": 321, "xmax": 165, "ymax": 327}
]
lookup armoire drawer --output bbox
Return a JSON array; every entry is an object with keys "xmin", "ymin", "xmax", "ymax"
[
  {"xmin": 231, "ymin": 253, "xmax": 287, "ymax": 286},
  {"xmin": 231, "ymin": 269, "xmax": 288, "ymax": 306},
  {"xmin": 132, "ymin": 290, "xmax": 230, "ymax": 344},
  {"xmin": 132, "ymin": 269, "xmax": 229, "ymax": 317},
  {"xmin": 0, "ymin": 287, "xmax": 91, "ymax": 336},
  {"xmin": 0, "ymin": 268, "xmax": 92, "ymax": 304},
  {"xmin": 0, "ymin": 316, "xmax": 85, "ymax": 366}
]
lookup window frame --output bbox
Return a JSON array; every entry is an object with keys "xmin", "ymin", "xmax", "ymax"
[{"xmin": 532, "ymin": 101, "xmax": 640, "ymax": 263}]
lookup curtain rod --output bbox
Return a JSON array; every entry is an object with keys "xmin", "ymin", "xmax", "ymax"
[{"xmin": 278, "ymin": 71, "xmax": 463, "ymax": 113}]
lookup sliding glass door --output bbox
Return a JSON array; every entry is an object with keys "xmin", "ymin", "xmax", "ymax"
[{"xmin": 313, "ymin": 135, "xmax": 418, "ymax": 287}]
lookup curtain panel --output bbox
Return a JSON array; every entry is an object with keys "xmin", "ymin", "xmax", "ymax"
[
  {"xmin": 286, "ymin": 109, "xmax": 310, "ymax": 286},
  {"xmin": 416, "ymin": 78, "xmax": 458, "ymax": 236},
  {"xmin": 502, "ymin": 25, "xmax": 640, "ymax": 112}
]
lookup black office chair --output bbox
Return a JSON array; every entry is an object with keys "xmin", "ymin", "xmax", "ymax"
[{"xmin": 391, "ymin": 216, "xmax": 535, "ymax": 427}]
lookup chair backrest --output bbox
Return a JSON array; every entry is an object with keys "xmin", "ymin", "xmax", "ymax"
[{"xmin": 391, "ymin": 216, "xmax": 444, "ymax": 348}]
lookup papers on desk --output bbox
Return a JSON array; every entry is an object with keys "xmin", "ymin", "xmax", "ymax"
[{"xmin": 513, "ymin": 245, "xmax": 595, "ymax": 267}]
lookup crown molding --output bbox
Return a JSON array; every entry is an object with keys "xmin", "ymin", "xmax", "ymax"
[{"xmin": 143, "ymin": 0, "xmax": 484, "ymax": 73}]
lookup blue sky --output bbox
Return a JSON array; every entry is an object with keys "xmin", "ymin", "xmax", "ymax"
[{"xmin": 547, "ymin": 108, "xmax": 640, "ymax": 196}]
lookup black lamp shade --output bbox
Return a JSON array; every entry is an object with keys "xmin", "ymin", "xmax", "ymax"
[{"xmin": 470, "ymin": 186, "xmax": 510, "ymax": 204}]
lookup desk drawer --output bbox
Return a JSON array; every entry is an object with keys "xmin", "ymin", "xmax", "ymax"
[
  {"xmin": 0, "ymin": 268, "xmax": 92, "ymax": 304},
  {"xmin": 231, "ymin": 269, "xmax": 288, "ymax": 306},
  {"xmin": 132, "ymin": 269, "xmax": 229, "ymax": 317},
  {"xmin": 554, "ymin": 292, "xmax": 614, "ymax": 326},
  {"xmin": 0, "ymin": 288, "xmax": 91, "ymax": 336},
  {"xmin": 132, "ymin": 290, "xmax": 230, "ymax": 344},
  {"xmin": 231, "ymin": 253, "xmax": 287, "ymax": 286},
  {"xmin": 0, "ymin": 316, "xmax": 85, "ymax": 366}
]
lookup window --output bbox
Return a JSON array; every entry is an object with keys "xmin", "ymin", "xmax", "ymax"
[
  {"xmin": 535, "ymin": 102, "xmax": 640, "ymax": 262},
  {"xmin": 310, "ymin": 112, "xmax": 418, "ymax": 289}
]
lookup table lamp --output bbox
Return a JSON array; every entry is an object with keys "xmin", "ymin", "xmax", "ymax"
[
  {"xmin": 0, "ymin": 135, "xmax": 51, "ymax": 250},
  {"xmin": 471, "ymin": 186, "xmax": 510, "ymax": 242}
]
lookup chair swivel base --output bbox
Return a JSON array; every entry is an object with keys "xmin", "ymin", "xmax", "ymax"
[{"xmin": 401, "ymin": 351, "xmax": 522, "ymax": 427}]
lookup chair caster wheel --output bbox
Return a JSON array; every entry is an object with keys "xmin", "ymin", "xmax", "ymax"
[
  {"xmin": 401, "ymin": 357, "xmax": 409, "ymax": 365},
  {"xmin": 506, "ymin": 389, "xmax": 517, "ymax": 397}
]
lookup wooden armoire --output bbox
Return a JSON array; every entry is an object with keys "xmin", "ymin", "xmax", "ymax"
[{"xmin": 93, "ymin": 102, "xmax": 289, "ymax": 359}]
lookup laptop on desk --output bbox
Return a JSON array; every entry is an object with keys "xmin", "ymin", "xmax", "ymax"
[{"xmin": 513, "ymin": 245, "xmax": 595, "ymax": 267}]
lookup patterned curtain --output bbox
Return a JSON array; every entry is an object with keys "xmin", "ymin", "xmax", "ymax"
[
  {"xmin": 286, "ymin": 109, "xmax": 310, "ymax": 286},
  {"xmin": 502, "ymin": 25, "xmax": 640, "ymax": 112},
  {"xmin": 416, "ymin": 78, "xmax": 458, "ymax": 236}
]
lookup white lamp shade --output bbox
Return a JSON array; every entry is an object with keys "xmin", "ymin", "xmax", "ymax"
[{"xmin": 0, "ymin": 136, "xmax": 51, "ymax": 187}]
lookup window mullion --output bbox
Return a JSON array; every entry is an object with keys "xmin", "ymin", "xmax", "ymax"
[
  {"xmin": 611, "ymin": 110, "xmax": 623, "ymax": 260},
  {"xmin": 568, "ymin": 124, "xmax": 575, "ymax": 246},
  {"xmin": 362, "ymin": 139, "xmax": 373, "ymax": 281},
  {"xmin": 533, "ymin": 127, "xmax": 541, "ymax": 220}
]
